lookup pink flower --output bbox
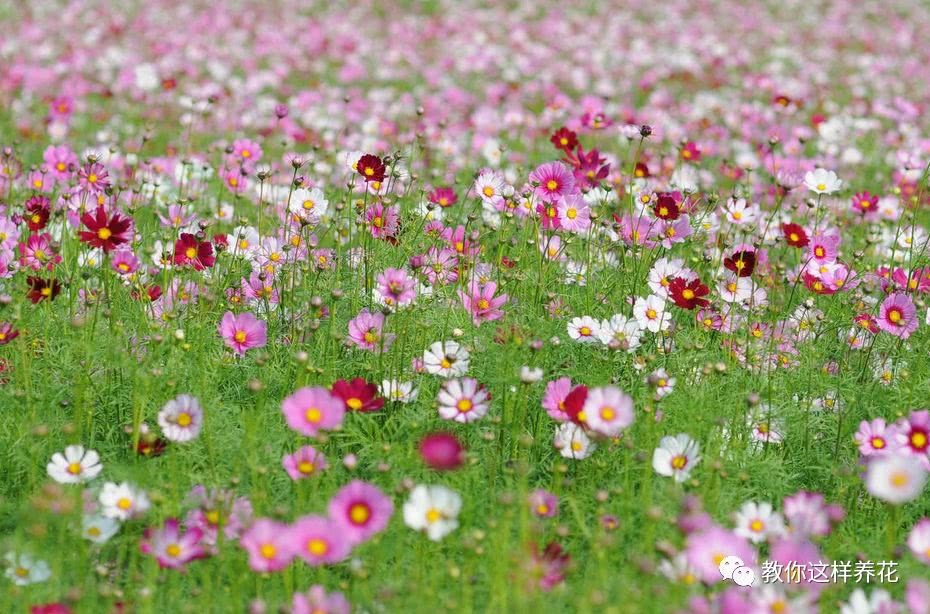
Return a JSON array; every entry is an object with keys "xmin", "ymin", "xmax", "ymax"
[
  {"xmin": 418, "ymin": 432, "xmax": 465, "ymax": 470},
  {"xmin": 530, "ymin": 162, "xmax": 575, "ymax": 203},
  {"xmin": 555, "ymin": 194, "xmax": 591, "ymax": 233},
  {"xmin": 895, "ymin": 410, "xmax": 930, "ymax": 469},
  {"xmin": 685, "ymin": 525, "xmax": 756, "ymax": 584},
  {"xmin": 855, "ymin": 418, "xmax": 899, "ymax": 457},
  {"xmin": 347, "ymin": 309, "xmax": 394, "ymax": 352},
  {"xmin": 877, "ymin": 293, "xmax": 918, "ymax": 339},
  {"xmin": 541, "ymin": 377, "xmax": 574, "ymax": 421},
  {"xmin": 281, "ymin": 387, "xmax": 345, "ymax": 436},
  {"xmin": 231, "ymin": 138, "xmax": 263, "ymax": 169},
  {"xmin": 375, "ymin": 267, "xmax": 416, "ymax": 308},
  {"xmin": 907, "ymin": 518, "xmax": 930, "ymax": 565},
  {"xmin": 365, "ymin": 203, "xmax": 400, "ymax": 239},
  {"xmin": 240, "ymin": 518, "xmax": 293, "ymax": 572},
  {"xmin": 457, "ymin": 281, "xmax": 508, "ymax": 325},
  {"xmin": 43, "ymin": 145, "xmax": 77, "ymax": 181},
  {"xmin": 141, "ymin": 518, "xmax": 207, "ymax": 569},
  {"xmin": 292, "ymin": 585, "xmax": 351, "ymax": 614},
  {"xmin": 528, "ymin": 489, "xmax": 558, "ymax": 518},
  {"xmin": 283, "ymin": 446, "xmax": 327, "ymax": 480},
  {"xmin": 289, "ymin": 515, "xmax": 351, "ymax": 566},
  {"xmin": 327, "ymin": 480, "xmax": 394, "ymax": 545},
  {"xmin": 218, "ymin": 311, "xmax": 268, "ymax": 356},
  {"xmin": 111, "ymin": 249, "xmax": 141, "ymax": 275},
  {"xmin": 18, "ymin": 233, "xmax": 60, "ymax": 271}
]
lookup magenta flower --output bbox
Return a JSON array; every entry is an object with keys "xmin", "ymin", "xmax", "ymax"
[
  {"xmin": 282, "ymin": 386, "xmax": 345, "ymax": 436},
  {"xmin": 418, "ymin": 432, "xmax": 465, "ymax": 470},
  {"xmin": 283, "ymin": 445, "xmax": 327, "ymax": 480},
  {"xmin": 218, "ymin": 311, "xmax": 267, "ymax": 356},
  {"xmin": 529, "ymin": 162, "xmax": 575, "ymax": 204},
  {"xmin": 347, "ymin": 309, "xmax": 394, "ymax": 352},
  {"xmin": 43, "ymin": 145, "xmax": 77, "ymax": 181},
  {"xmin": 365, "ymin": 203, "xmax": 400, "ymax": 239},
  {"xmin": 541, "ymin": 377, "xmax": 574, "ymax": 422},
  {"xmin": 240, "ymin": 518, "xmax": 293, "ymax": 572},
  {"xmin": 111, "ymin": 249, "xmax": 141, "ymax": 276},
  {"xmin": 141, "ymin": 518, "xmax": 207, "ymax": 569},
  {"xmin": 18, "ymin": 233, "xmax": 60, "ymax": 271},
  {"xmin": 289, "ymin": 515, "xmax": 351, "ymax": 566},
  {"xmin": 877, "ymin": 293, "xmax": 918, "ymax": 339},
  {"xmin": 895, "ymin": 410, "xmax": 930, "ymax": 469},
  {"xmin": 457, "ymin": 281, "xmax": 508, "ymax": 326},
  {"xmin": 327, "ymin": 480, "xmax": 394, "ymax": 545}
]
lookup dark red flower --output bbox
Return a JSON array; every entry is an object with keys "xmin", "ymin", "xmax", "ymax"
[
  {"xmin": 173, "ymin": 233, "xmax": 215, "ymax": 270},
  {"xmin": 331, "ymin": 377, "xmax": 385, "ymax": 412},
  {"xmin": 78, "ymin": 205, "xmax": 133, "ymax": 252},
  {"xmin": 781, "ymin": 222, "xmax": 809, "ymax": 248},
  {"xmin": 723, "ymin": 250, "xmax": 756, "ymax": 277},
  {"xmin": 854, "ymin": 313, "xmax": 880, "ymax": 334},
  {"xmin": 356, "ymin": 154, "xmax": 386, "ymax": 183},
  {"xmin": 562, "ymin": 385, "xmax": 589, "ymax": 426},
  {"xmin": 549, "ymin": 127, "xmax": 578, "ymax": 153},
  {"xmin": 633, "ymin": 162, "xmax": 650, "ymax": 178},
  {"xmin": 136, "ymin": 434, "xmax": 167, "ymax": 457},
  {"xmin": 26, "ymin": 276, "xmax": 62, "ymax": 303},
  {"xmin": 0, "ymin": 322, "xmax": 19, "ymax": 345},
  {"xmin": 24, "ymin": 195, "xmax": 51, "ymax": 231},
  {"xmin": 212, "ymin": 233, "xmax": 229, "ymax": 251},
  {"xmin": 652, "ymin": 194, "xmax": 680, "ymax": 220},
  {"xmin": 669, "ymin": 276, "xmax": 710, "ymax": 310},
  {"xmin": 428, "ymin": 187, "xmax": 457, "ymax": 208},
  {"xmin": 680, "ymin": 141, "xmax": 701, "ymax": 162},
  {"xmin": 419, "ymin": 432, "xmax": 465, "ymax": 470},
  {"xmin": 131, "ymin": 285, "xmax": 162, "ymax": 302}
]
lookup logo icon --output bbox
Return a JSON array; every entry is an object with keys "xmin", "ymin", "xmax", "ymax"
[{"xmin": 719, "ymin": 555, "xmax": 755, "ymax": 587}]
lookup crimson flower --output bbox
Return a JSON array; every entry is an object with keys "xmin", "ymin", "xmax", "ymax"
[
  {"xmin": 173, "ymin": 233, "xmax": 215, "ymax": 270},
  {"xmin": 79, "ymin": 205, "xmax": 133, "ymax": 252},
  {"xmin": 331, "ymin": 378, "xmax": 385, "ymax": 412},
  {"xmin": 25, "ymin": 195, "xmax": 51, "ymax": 231},
  {"xmin": 653, "ymin": 194, "xmax": 680, "ymax": 220},
  {"xmin": 26, "ymin": 276, "xmax": 62, "ymax": 303},
  {"xmin": 562, "ymin": 385, "xmax": 589, "ymax": 426},
  {"xmin": 781, "ymin": 223, "xmax": 809, "ymax": 248},
  {"xmin": 428, "ymin": 187, "xmax": 457, "ymax": 208},
  {"xmin": 549, "ymin": 127, "xmax": 578, "ymax": 153},
  {"xmin": 669, "ymin": 277, "xmax": 710, "ymax": 309},
  {"xmin": 723, "ymin": 250, "xmax": 756, "ymax": 277},
  {"xmin": 356, "ymin": 154, "xmax": 386, "ymax": 183}
]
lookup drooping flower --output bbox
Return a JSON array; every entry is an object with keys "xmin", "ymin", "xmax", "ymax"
[
  {"xmin": 327, "ymin": 480, "xmax": 394, "ymax": 545},
  {"xmin": 218, "ymin": 311, "xmax": 268, "ymax": 356},
  {"xmin": 403, "ymin": 484, "xmax": 462, "ymax": 541}
]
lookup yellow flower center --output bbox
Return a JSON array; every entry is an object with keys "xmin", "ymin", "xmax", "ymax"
[
  {"xmin": 890, "ymin": 471, "xmax": 909, "ymax": 488},
  {"xmin": 566, "ymin": 208, "xmax": 577, "ymax": 220},
  {"xmin": 546, "ymin": 180, "xmax": 558, "ymax": 191},
  {"xmin": 116, "ymin": 497, "xmax": 132, "ymax": 510},
  {"xmin": 457, "ymin": 399, "xmax": 473, "ymax": 413},
  {"xmin": 600, "ymin": 406, "xmax": 615, "ymax": 421},
  {"xmin": 682, "ymin": 289, "xmax": 695, "ymax": 300},
  {"xmin": 308, "ymin": 539, "xmax": 328, "ymax": 555},
  {"xmin": 912, "ymin": 432, "xmax": 928, "ymax": 449},
  {"xmin": 260, "ymin": 544, "xmax": 276, "ymax": 559},
  {"xmin": 646, "ymin": 308, "xmax": 657, "ymax": 319},
  {"xmin": 177, "ymin": 412, "xmax": 192, "ymax": 427},
  {"xmin": 166, "ymin": 543, "xmax": 182, "ymax": 557},
  {"xmin": 426, "ymin": 508, "xmax": 442, "ymax": 523},
  {"xmin": 234, "ymin": 330, "xmax": 247, "ymax": 343},
  {"xmin": 97, "ymin": 228, "xmax": 112, "ymax": 240},
  {"xmin": 305, "ymin": 407, "xmax": 322, "ymax": 423},
  {"xmin": 298, "ymin": 461, "xmax": 315, "ymax": 474},
  {"xmin": 349, "ymin": 503, "xmax": 370, "ymax": 524},
  {"xmin": 671, "ymin": 455, "xmax": 687, "ymax": 469},
  {"xmin": 750, "ymin": 519, "xmax": 765, "ymax": 532},
  {"xmin": 346, "ymin": 398, "xmax": 363, "ymax": 410},
  {"xmin": 477, "ymin": 299, "xmax": 490, "ymax": 309}
]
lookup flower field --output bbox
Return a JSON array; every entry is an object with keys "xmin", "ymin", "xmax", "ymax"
[{"xmin": 2, "ymin": 0, "xmax": 930, "ymax": 612}]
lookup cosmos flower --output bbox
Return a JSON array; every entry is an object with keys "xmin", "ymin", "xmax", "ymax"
[
  {"xmin": 652, "ymin": 434, "xmax": 701, "ymax": 483},
  {"xmin": 240, "ymin": 518, "xmax": 294, "ymax": 572},
  {"xmin": 907, "ymin": 518, "xmax": 930, "ymax": 565},
  {"xmin": 877, "ymin": 293, "xmax": 918, "ymax": 339},
  {"xmin": 47, "ymin": 445, "xmax": 102, "ymax": 484},
  {"xmin": 528, "ymin": 490, "xmax": 558, "ymax": 518},
  {"xmin": 804, "ymin": 168, "xmax": 842, "ymax": 194},
  {"xmin": 864, "ymin": 453, "xmax": 928, "ymax": 504},
  {"xmin": 4, "ymin": 552, "xmax": 51, "ymax": 586},
  {"xmin": 141, "ymin": 518, "xmax": 207, "ymax": 569},
  {"xmin": 291, "ymin": 586, "xmax": 351, "ymax": 614},
  {"xmin": 458, "ymin": 281, "xmax": 508, "ymax": 325},
  {"xmin": 419, "ymin": 432, "xmax": 465, "ymax": 470},
  {"xmin": 356, "ymin": 153, "xmax": 386, "ymax": 183},
  {"xmin": 684, "ymin": 525, "xmax": 755, "ymax": 584},
  {"xmin": 553, "ymin": 422, "xmax": 595, "ymax": 460},
  {"xmin": 157, "ymin": 394, "xmax": 204, "ymax": 442},
  {"xmin": 529, "ymin": 161, "xmax": 575, "ymax": 204},
  {"xmin": 327, "ymin": 480, "xmax": 394, "ymax": 545},
  {"xmin": 218, "ymin": 311, "xmax": 268, "ymax": 356},
  {"xmin": 289, "ymin": 515, "xmax": 351, "ymax": 566},
  {"xmin": 82, "ymin": 515, "xmax": 120, "ymax": 544},
  {"xmin": 99, "ymin": 482, "xmax": 150, "ymax": 520},
  {"xmin": 402, "ymin": 484, "xmax": 462, "ymax": 541},
  {"xmin": 423, "ymin": 340, "xmax": 470, "ymax": 377},
  {"xmin": 733, "ymin": 501, "xmax": 786, "ymax": 543},
  {"xmin": 281, "ymin": 386, "xmax": 345, "ymax": 436},
  {"xmin": 855, "ymin": 418, "xmax": 899, "ymax": 457},
  {"xmin": 582, "ymin": 386, "xmax": 634, "ymax": 437},
  {"xmin": 437, "ymin": 377, "xmax": 491, "ymax": 423},
  {"xmin": 78, "ymin": 206, "xmax": 133, "ymax": 252},
  {"xmin": 283, "ymin": 446, "xmax": 327, "ymax": 480},
  {"xmin": 347, "ymin": 309, "xmax": 394, "ymax": 352},
  {"xmin": 330, "ymin": 378, "xmax": 385, "ymax": 412},
  {"xmin": 173, "ymin": 233, "xmax": 215, "ymax": 270}
]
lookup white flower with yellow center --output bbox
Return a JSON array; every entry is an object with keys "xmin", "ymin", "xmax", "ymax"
[
  {"xmin": 99, "ymin": 482, "xmax": 150, "ymax": 521},
  {"xmin": 47, "ymin": 445, "xmax": 102, "ymax": 484},
  {"xmin": 403, "ymin": 484, "xmax": 462, "ymax": 542},
  {"xmin": 733, "ymin": 501, "xmax": 786, "ymax": 544},
  {"xmin": 82, "ymin": 515, "xmax": 121, "ymax": 544},
  {"xmin": 652, "ymin": 433, "xmax": 701, "ymax": 482}
]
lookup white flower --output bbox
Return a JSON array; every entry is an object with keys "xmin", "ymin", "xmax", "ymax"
[
  {"xmin": 379, "ymin": 379, "xmax": 418, "ymax": 403},
  {"xmin": 46, "ymin": 445, "xmax": 102, "ymax": 484},
  {"xmin": 865, "ymin": 453, "xmax": 928, "ymax": 504},
  {"xmin": 721, "ymin": 197, "xmax": 759, "ymax": 225},
  {"xmin": 99, "ymin": 482, "xmax": 150, "ymax": 520},
  {"xmin": 553, "ymin": 422, "xmax": 596, "ymax": 460},
  {"xmin": 288, "ymin": 187, "xmax": 328, "ymax": 223},
  {"xmin": 82, "ymin": 515, "xmax": 121, "ymax": 544},
  {"xmin": 840, "ymin": 588, "xmax": 897, "ymax": 614},
  {"xmin": 519, "ymin": 366, "xmax": 543, "ymax": 383},
  {"xmin": 4, "ymin": 552, "xmax": 51, "ymax": 585},
  {"xmin": 403, "ymin": 485, "xmax": 462, "ymax": 541},
  {"xmin": 423, "ymin": 340, "xmax": 470, "ymax": 378},
  {"xmin": 718, "ymin": 275, "xmax": 755, "ymax": 304},
  {"xmin": 652, "ymin": 434, "xmax": 701, "ymax": 482},
  {"xmin": 157, "ymin": 394, "xmax": 203, "ymax": 442},
  {"xmin": 474, "ymin": 170, "xmax": 505, "ymax": 204},
  {"xmin": 436, "ymin": 378, "xmax": 490, "ymax": 423},
  {"xmin": 647, "ymin": 257, "xmax": 686, "ymax": 297},
  {"xmin": 648, "ymin": 368, "xmax": 676, "ymax": 399},
  {"xmin": 733, "ymin": 502, "xmax": 786, "ymax": 544},
  {"xmin": 633, "ymin": 295, "xmax": 671, "ymax": 333},
  {"xmin": 227, "ymin": 225, "xmax": 261, "ymax": 258},
  {"xmin": 804, "ymin": 168, "xmax": 842, "ymax": 195},
  {"xmin": 567, "ymin": 316, "xmax": 600, "ymax": 343},
  {"xmin": 597, "ymin": 314, "xmax": 642, "ymax": 352}
]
